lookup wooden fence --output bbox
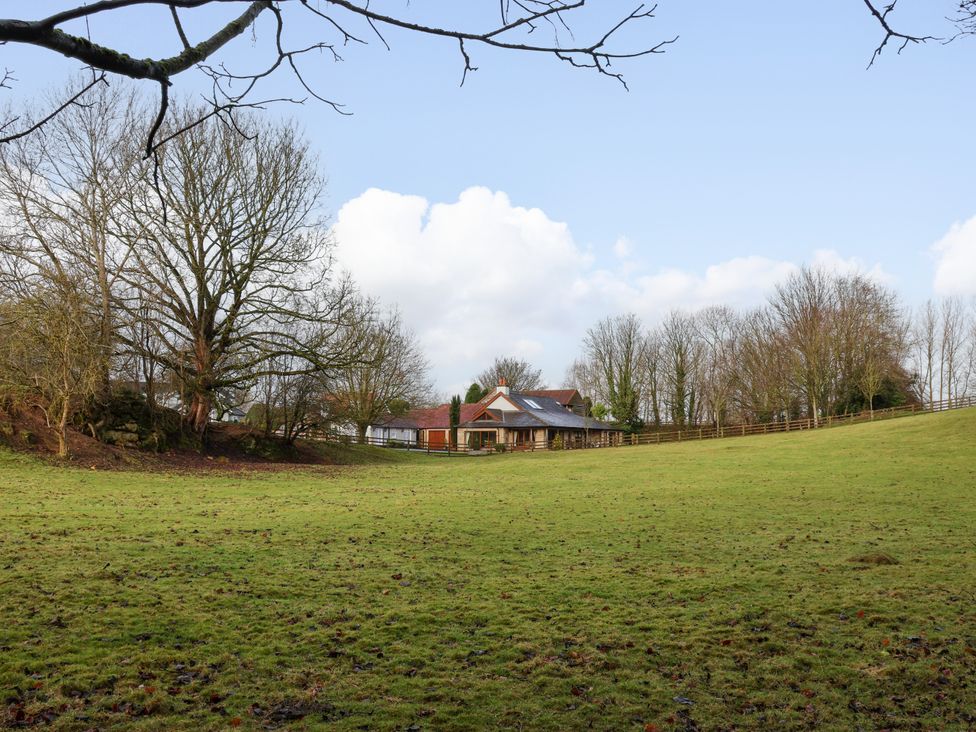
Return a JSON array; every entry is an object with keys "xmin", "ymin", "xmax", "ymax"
[{"xmin": 313, "ymin": 395, "xmax": 976, "ymax": 457}]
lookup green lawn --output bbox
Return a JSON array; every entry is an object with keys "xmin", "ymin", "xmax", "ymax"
[{"xmin": 2, "ymin": 410, "xmax": 975, "ymax": 731}]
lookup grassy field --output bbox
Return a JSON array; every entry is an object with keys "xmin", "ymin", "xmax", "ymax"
[{"xmin": 1, "ymin": 410, "xmax": 975, "ymax": 731}]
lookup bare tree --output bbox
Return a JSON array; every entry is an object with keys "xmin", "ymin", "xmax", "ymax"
[
  {"xmin": 770, "ymin": 267, "xmax": 839, "ymax": 426},
  {"xmin": 330, "ymin": 307, "xmax": 432, "ymax": 440},
  {"xmin": 640, "ymin": 328, "xmax": 663, "ymax": 428},
  {"xmin": 659, "ymin": 310, "xmax": 701, "ymax": 429},
  {"xmin": 0, "ymin": 280, "xmax": 103, "ymax": 457},
  {"xmin": 829, "ymin": 273, "xmax": 905, "ymax": 414},
  {"xmin": 733, "ymin": 307, "xmax": 795, "ymax": 423},
  {"xmin": 250, "ymin": 351, "xmax": 333, "ymax": 444},
  {"xmin": 0, "ymin": 2, "xmax": 672, "ymax": 153},
  {"xmin": 694, "ymin": 305, "xmax": 739, "ymax": 430},
  {"xmin": 964, "ymin": 298, "xmax": 976, "ymax": 398},
  {"xmin": 0, "ymin": 83, "xmax": 143, "ymax": 394},
  {"xmin": 580, "ymin": 313, "xmax": 646, "ymax": 430},
  {"xmin": 565, "ymin": 357, "xmax": 602, "ymax": 410},
  {"xmin": 476, "ymin": 356, "xmax": 545, "ymax": 393},
  {"xmin": 115, "ymin": 106, "xmax": 357, "ymax": 436},
  {"xmin": 940, "ymin": 296, "xmax": 967, "ymax": 406},
  {"xmin": 910, "ymin": 300, "xmax": 940, "ymax": 406}
]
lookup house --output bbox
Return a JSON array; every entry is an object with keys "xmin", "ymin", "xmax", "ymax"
[
  {"xmin": 366, "ymin": 415, "xmax": 421, "ymax": 446},
  {"xmin": 457, "ymin": 380, "xmax": 622, "ymax": 450},
  {"xmin": 405, "ymin": 403, "xmax": 483, "ymax": 449},
  {"xmin": 362, "ymin": 382, "xmax": 620, "ymax": 451},
  {"xmin": 363, "ymin": 404, "xmax": 481, "ymax": 447}
]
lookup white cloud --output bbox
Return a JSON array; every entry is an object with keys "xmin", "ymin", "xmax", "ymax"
[
  {"xmin": 612, "ymin": 235, "xmax": 633, "ymax": 259},
  {"xmin": 811, "ymin": 248, "xmax": 894, "ymax": 285},
  {"xmin": 332, "ymin": 187, "xmax": 591, "ymax": 392},
  {"xmin": 332, "ymin": 187, "xmax": 892, "ymax": 392},
  {"xmin": 931, "ymin": 216, "xmax": 976, "ymax": 296}
]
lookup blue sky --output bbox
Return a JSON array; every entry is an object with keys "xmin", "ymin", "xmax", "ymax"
[{"xmin": 5, "ymin": 2, "xmax": 976, "ymax": 394}]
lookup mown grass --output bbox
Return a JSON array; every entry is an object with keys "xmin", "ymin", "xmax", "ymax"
[{"xmin": 1, "ymin": 410, "xmax": 975, "ymax": 731}]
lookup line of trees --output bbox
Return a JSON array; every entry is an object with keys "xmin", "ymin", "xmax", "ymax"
[
  {"xmin": 0, "ymin": 85, "xmax": 431, "ymax": 456},
  {"xmin": 569, "ymin": 268, "xmax": 976, "ymax": 432}
]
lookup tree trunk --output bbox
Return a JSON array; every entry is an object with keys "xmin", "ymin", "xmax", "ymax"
[
  {"xmin": 97, "ymin": 253, "xmax": 113, "ymax": 398},
  {"xmin": 57, "ymin": 398, "xmax": 70, "ymax": 458},
  {"xmin": 357, "ymin": 423, "xmax": 368, "ymax": 443},
  {"xmin": 185, "ymin": 339, "xmax": 213, "ymax": 436},
  {"xmin": 186, "ymin": 390, "xmax": 211, "ymax": 436}
]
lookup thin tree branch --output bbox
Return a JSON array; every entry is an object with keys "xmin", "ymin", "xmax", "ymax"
[
  {"xmin": 863, "ymin": 0, "xmax": 939, "ymax": 68},
  {"xmin": 170, "ymin": 4, "xmax": 192, "ymax": 50},
  {"xmin": 0, "ymin": 73, "xmax": 108, "ymax": 146}
]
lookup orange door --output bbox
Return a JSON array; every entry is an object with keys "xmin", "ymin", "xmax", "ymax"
[{"xmin": 427, "ymin": 430, "xmax": 447, "ymax": 449}]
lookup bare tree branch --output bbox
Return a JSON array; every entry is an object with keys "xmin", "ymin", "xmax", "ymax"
[
  {"xmin": 169, "ymin": 4, "xmax": 192, "ymax": 51},
  {"xmin": 862, "ymin": 0, "xmax": 939, "ymax": 68},
  {"xmin": 0, "ymin": 0, "xmax": 670, "ymax": 151},
  {"xmin": 0, "ymin": 73, "xmax": 108, "ymax": 146}
]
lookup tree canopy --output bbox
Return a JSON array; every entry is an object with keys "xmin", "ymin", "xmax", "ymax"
[{"xmin": 476, "ymin": 356, "xmax": 545, "ymax": 393}]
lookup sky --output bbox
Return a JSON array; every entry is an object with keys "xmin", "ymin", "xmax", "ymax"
[{"xmin": 5, "ymin": 1, "xmax": 976, "ymax": 396}]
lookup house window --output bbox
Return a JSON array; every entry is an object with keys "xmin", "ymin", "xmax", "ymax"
[
  {"xmin": 524, "ymin": 399, "xmax": 541, "ymax": 409},
  {"xmin": 468, "ymin": 431, "xmax": 496, "ymax": 449},
  {"xmin": 513, "ymin": 430, "xmax": 532, "ymax": 446}
]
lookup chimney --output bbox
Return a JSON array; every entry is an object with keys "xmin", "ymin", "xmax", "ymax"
[{"xmin": 497, "ymin": 377, "xmax": 510, "ymax": 396}]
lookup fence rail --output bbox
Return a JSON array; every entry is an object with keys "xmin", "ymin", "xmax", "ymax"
[{"xmin": 311, "ymin": 395, "xmax": 976, "ymax": 457}]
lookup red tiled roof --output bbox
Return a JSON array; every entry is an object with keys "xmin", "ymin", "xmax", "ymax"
[
  {"xmin": 521, "ymin": 389, "xmax": 581, "ymax": 406},
  {"xmin": 408, "ymin": 403, "xmax": 482, "ymax": 429}
]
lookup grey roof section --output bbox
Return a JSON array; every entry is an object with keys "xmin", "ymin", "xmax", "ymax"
[
  {"xmin": 462, "ymin": 411, "xmax": 546, "ymax": 429},
  {"xmin": 373, "ymin": 415, "xmax": 419, "ymax": 429},
  {"xmin": 510, "ymin": 392, "xmax": 615, "ymax": 429},
  {"xmin": 461, "ymin": 392, "xmax": 619, "ymax": 431}
]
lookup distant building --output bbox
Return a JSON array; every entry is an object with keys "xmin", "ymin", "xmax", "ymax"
[
  {"xmin": 363, "ymin": 381, "xmax": 621, "ymax": 450},
  {"xmin": 457, "ymin": 380, "xmax": 621, "ymax": 449}
]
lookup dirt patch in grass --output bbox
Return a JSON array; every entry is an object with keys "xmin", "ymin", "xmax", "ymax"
[{"xmin": 847, "ymin": 552, "xmax": 899, "ymax": 565}]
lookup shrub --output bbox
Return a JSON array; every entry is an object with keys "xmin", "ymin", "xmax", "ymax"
[{"xmin": 551, "ymin": 434, "xmax": 564, "ymax": 450}]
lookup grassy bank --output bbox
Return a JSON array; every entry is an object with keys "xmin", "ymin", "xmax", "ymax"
[{"xmin": 1, "ymin": 409, "xmax": 974, "ymax": 730}]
